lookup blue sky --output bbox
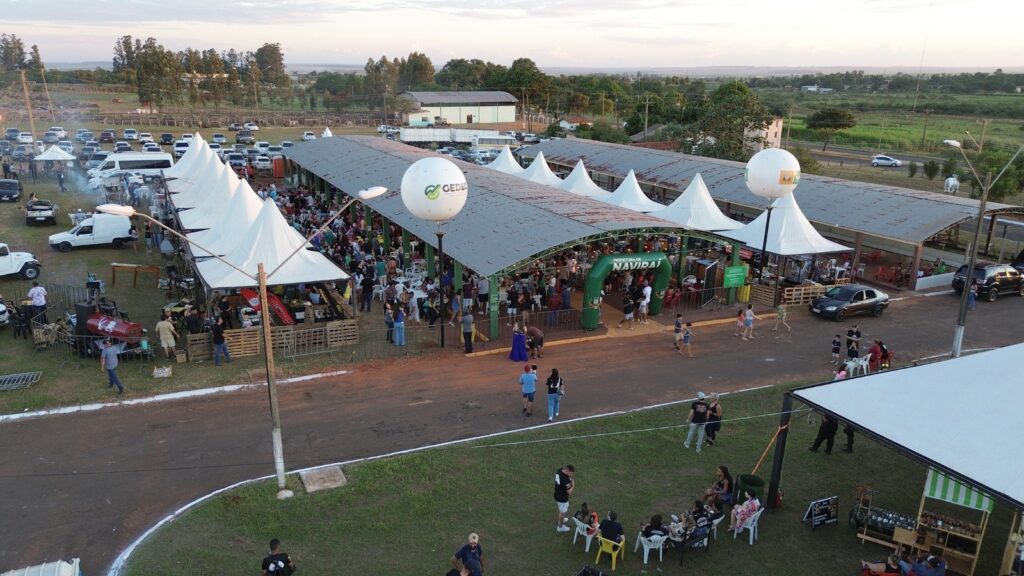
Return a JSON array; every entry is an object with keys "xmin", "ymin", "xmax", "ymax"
[{"xmin": 2, "ymin": 0, "xmax": 1019, "ymax": 69}]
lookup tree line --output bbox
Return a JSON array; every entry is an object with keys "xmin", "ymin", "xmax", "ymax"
[{"xmin": 746, "ymin": 69, "xmax": 1024, "ymax": 94}]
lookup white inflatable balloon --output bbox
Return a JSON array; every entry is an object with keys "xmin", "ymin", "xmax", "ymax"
[
  {"xmin": 400, "ymin": 157, "xmax": 468, "ymax": 222},
  {"xmin": 745, "ymin": 148, "xmax": 801, "ymax": 199}
]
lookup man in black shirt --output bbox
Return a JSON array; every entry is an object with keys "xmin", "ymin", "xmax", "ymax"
[
  {"xmin": 359, "ymin": 273, "xmax": 375, "ymax": 312},
  {"xmin": 553, "ymin": 464, "xmax": 575, "ymax": 532},
  {"xmin": 598, "ymin": 510, "xmax": 624, "ymax": 543},
  {"xmin": 684, "ymin": 391, "xmax": 709, "ymax": 453},
  {"xmin": 212, "ymin": 316, "xmax": 231, "ymax": 366},
  {"xmin": 846, "ymin": 324, "xmax": 861, "ymax": 354},
  {"xmin": 810, "ymin": 413, "xmax": 839, "ymax": 455},
  {"xmin": 260, "ymin": 538, "xmax": 295, "ymax": 575}
]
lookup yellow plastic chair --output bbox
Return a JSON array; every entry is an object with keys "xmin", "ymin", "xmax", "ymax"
[{"xmin": 594, "ymin": 535, "xmax": 626, "ymax": 570}]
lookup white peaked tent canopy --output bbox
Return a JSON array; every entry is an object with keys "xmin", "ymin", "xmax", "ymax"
[
  {"xmin": 196, "ymin": 198, "xmax": 349, "ymax": 289},
  {"xmin": 173, "ymin": 160, "xmax": 235, "ymax": 210},
  {"xmin": 602, "ymin": 169, "xmax": 664, "ymax": 212},
  {"xmin": 322, "ymin": 127, "xmax": 334, "ymax": 138},
  {"xmin": 163, "ymin": 134, "xmax": 205, "ymax": 178},
  {"xmin": 519, "ymin": 151, "xmax": 563, "ymax": 188},
  {"xmin": 177, "ymin": 166, "xmax": 242, "ymax": 228},
  {"xmin": 34, "ymin": 145, "xmax": 75, "ymax": 161},
  {"xmin": 559, "ymin": 160, "xmax": 610, "ymax": 198},
  {"xmin": 188, "ymin": 180, "xmax": 263, "ymax": 257},
  {"xmin": 647, "ymin": 173, "xmax": 742, "ymax": 231},
  {"xmin": 165, "ymin": 141, "xmax": 214, "ymax": 183},
  {"xmin": 167, "ymin": 148, "xmax": 222, "ymax": 197},
  {"xmin": 721, "ymin": 192, "xmax": 849, "ymax": 255},
  {"xmin": 486, "ymin": 145, "xmax": 524, "ymax": 175}
]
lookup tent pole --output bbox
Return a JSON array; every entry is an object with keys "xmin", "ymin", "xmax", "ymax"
[
  {"xmin": 757, "ymin": 206, "xmax": 774, "ymax": 281},
  {"xmin": 728, "ymin": 241, "xmax": 740, "ymax": 305},
  {"xmin": 766, "ymin": 393, "xmax": 792, "ymax": 510}
]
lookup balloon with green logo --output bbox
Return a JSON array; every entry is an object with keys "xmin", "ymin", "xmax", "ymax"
[{"xmin": 401, "ymin": 157, "xmax": 468, "ymax": 222}]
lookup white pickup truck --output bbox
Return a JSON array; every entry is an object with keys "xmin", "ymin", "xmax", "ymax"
[
  {"xmin": 25, "ymin": 199, "xmax": 58, "ymax": 226},
  {"xmin": 0, "ymin": 242, "xmax": 41, "ymax": 279}
]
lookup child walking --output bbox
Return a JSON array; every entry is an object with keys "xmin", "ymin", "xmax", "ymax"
[
  {"xmin": 733, "ymin": 310, "xmax": 744, "ymax": 337},
  {"xmin": 680, "ymin": 322, "xmax": 694, "ymax": 357},
  {"xmin": 831, "ymin": 334, "xmax": 842, "ymax": 365},
  {"xmin": 772, "ymin": 303, "xmax": 791, "ymax": 332}
]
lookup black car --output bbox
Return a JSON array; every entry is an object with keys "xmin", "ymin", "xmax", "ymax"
[
  {"xmin": 78, "ymin": 146, "xmax": 97, "ymax": 161},
  {"xmin": 0, "ymin": 140, "xmax": 11, "ymax": 154},
  {"xmin": 159, "ymin": 132, "xmax": 175, "ymax": 145},
  {"xmin": 952, "ymin": 262, "xmax": 1024, "ymax": 302},
  {"xmin": 4, "ymin": 128, "xmax": 20, "ymax": 141},
  {"xmin": 809, "ymin": 284, "xmax": 891, "ymax": 321},
  {"xmin": 0, "ymin": 179, "xmax": 22, "ymax": 201},
  {"xmin": 99, "ymin": 129, "xmax": 116, "ymax": 143}
]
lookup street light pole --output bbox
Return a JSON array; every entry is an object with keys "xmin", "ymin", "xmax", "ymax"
[
  {"xmin": 436, "ymin": 228, "xmax": 446, "ymax": 347},
  {"xmin": 757, "ymin": 206, "xmax": 774, "ymax": 282}
]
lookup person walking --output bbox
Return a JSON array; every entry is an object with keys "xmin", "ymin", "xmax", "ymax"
[
  {"xmin": 260, "ymin": 538, "xmax": 296, "ymax": 576},
  {"xmin": 704, "ymin": 393, "xmax": 723, "ymax": 445},
  {"xmin": 553, "ymin": 464, "xmax": 575, "ymax": 532},
  {"xmin": 383, "ymin": 302, "xmax": 395, "ymax": 343},
  {"xmin": 100, "ymin": 339, "xmax": 124, "ymax": 394},
  {"xmin": 810, "ymin": 413, "xmax": 839, "ymax": 455},
  {"xmin": 967, "ymin": 280, "xmax": 978, "ymax": 311},
  {"xmin": 617, "ymin": 292, "xmax": 635, "ymax": 330},
  {"xmin": 734, "ymin": 309, "xmax": 744, "ymax": 337},
  {"xmin": 545, "ymin": 368, "xmax": 564, "ymax": 422},
  {"xmin": 57, "ymin": 170, "xmax": 66, "ymax": 193},
  {"xmin": 461, "ymin": 310, "xmax": 475, "ymax": 354},
  {"xmin": 842, "ymin": 423, "xmax": 856, "ymax": 453},
  {"xmin": 519, "ymin": 364, "xmax": 536, "ymax": 416},
  {"xmin": 451, "ymin": 533, "xmax": 484, "ymax": 576},
  {"xmin": 831, "ymin": 333, "xmax": 842, "ymax": 365},
  {"xmin": 673, "ymin": 313, "xmax": 684, "ymax": 351},
  {"xmin": 155, "ymin": 313, "xmax": 178, "ymax": 359},
  {"xmin": 212, "ymin": 316, "xmax": 232, "ymax": 366},
  {"xmin": 27, "ymin": 281, "xmax": 47, "ymax": 323},
  {"xmin": 680, "ymin": 322, "xmax": 694, "ymax": 357},
  {"xmin": 684, "ymin": 391, "xmax": 710, "ymax": 452},
  {"xmin": 741, "ymin": 304, "xmax": 757, "ymax": 340},
  {"xmin": 772, "ymin": 303, "xmax": 791, "ymax": 332},
  {"xmin": 393, "ymin": 304, "xmax": 406, "ymax": 346}
]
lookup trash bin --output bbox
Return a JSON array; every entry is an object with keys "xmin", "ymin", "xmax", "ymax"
[
  {"xmin": 272, "ymin": 157, "xmax": 285, "ymax": 178},
  {"xmin": 734, "ymin": 474, "xmax": 765, "ymax": 502}
]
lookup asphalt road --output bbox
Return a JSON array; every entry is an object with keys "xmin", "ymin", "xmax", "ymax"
[
  {"xmin": 1, "ymin": 293, "xmax": 1022, "ymax": 573},
  {"xmin": 791, "ymin": 140, "xmax": 941, "ymax": 167}
]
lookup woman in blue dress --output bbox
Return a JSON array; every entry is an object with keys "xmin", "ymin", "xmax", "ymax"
[{"xmin": 510, "ymin": 322, "xmax": 529, "ymax": 362}]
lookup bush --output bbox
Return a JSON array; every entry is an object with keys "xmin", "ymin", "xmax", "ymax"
[
  {"xmin": 923, "ymin": 160, "xmax": 940, "ymax": 180},
  {"xmin": 791, "ymin": 146, "xmax": 823, "ymax": 175},
  {"xmin": 908, "ymin": 162, "xmax": 918, "ymax": 178},
  {"xmin": 942, "ymin": 156, "xmax": 958, "ymax": 178}
]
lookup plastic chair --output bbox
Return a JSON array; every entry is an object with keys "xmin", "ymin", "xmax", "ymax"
[
  {"xmin": 710, "ymin": 514, "xmax": 725, "ymax": 541},
  {"xmin": 633, "ymin": 532, "xmax": 667, "ymax": 566},
  {"xmin": 846, "ymin": 357, "xmax": 870, "ymax": 376},
  {"xmin": 733, "ymin": 508, "xmax": 764, "ymax": 545},
  {"xmin": 572, "ymin": 517, "xmax": 596, "ymax": 552},
  {"xmin": 594, "ymin": 535, "xmax": 626, "ymax": 570}
]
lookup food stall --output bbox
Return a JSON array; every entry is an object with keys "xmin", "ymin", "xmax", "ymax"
[{"xmin": 904, "ymin": 469, "xmax": 992, "ymax": 576}]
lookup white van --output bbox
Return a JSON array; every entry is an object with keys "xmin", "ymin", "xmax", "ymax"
[
  {"xmin": 49, "ymin": 214, "xmax": 133, "ymax": 252},
  {"xmin": 87, "ymin": 152, "xmax": 174, "ymax": 187}
]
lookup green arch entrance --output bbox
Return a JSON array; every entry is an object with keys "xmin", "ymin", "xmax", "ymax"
[{"xmin": 582, "ymin": 252, "xmax": 672, "ymax": 330}]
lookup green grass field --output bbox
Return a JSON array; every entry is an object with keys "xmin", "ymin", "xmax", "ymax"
[{"xmin": 120, "ymin": 384, "xmax": 1013, "ymax": 576}]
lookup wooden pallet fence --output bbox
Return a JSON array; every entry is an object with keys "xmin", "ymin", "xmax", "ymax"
[
  {"xmin": 327, "ymin": 320, "xmax": 359, "ymax": 347},
  {"xmin": 186, "ymin": 333, "xmax": 212, "ymax": 362},
  {"xmin": 224, "ymin": 328, "xmax": 262, "ymax": 358}
]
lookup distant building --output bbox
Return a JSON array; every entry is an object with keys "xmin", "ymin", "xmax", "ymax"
[
  {"xmin": 398, "ymin": 91, "xmax": 517, "ymax": 126},
  {"xmin": 558, "ymin": 116, "xmax": 593, "ymax": 132},
  {"xmin": 745, "ymin": 118, "xmax": 784, "ymax": 152}
]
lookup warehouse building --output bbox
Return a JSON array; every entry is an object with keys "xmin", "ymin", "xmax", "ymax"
[{"xmin": 398, "ymin": 91, "xmax": 517, "ymax": 126}]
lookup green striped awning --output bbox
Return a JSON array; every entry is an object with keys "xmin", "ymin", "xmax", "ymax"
[{"xmin": 925, "ymin": 469, "xmax": 994, "ymax": 513}]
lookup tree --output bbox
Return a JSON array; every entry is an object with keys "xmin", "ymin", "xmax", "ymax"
[
  {"xmin": 960, "ymin": 150, "xmax": 1024, "ymax": 201},
  {"xmin": 503, "ymin": 57, "xmax": 549, "ymax": 107},
  {"xmin": 908, "ymin": 162, "xmax": 918, "ymax": 177},
  {"xmin": 941, "ymin": 155, "xmax": 958, "ymax": 178},
  {"xmin": 804, "ymin": 107, "xmax": 857, "ymax": 151},
  {"xmin": 27, "ymin": 45, "xmax": 42, "ymax": 71},
  {"xmin": 134, "ymin": 37, "xmax": 184, "ymax": 108},
  {"xmin": 679, "ymin": 81, "xmax": 772, "ymax": 162},
  {"xmin": 0, "ymin": 33, "xmax": 26, "ymax": 71},
  {"xmin": 435, "ymin": 58, "xmax": 503, "ymax": 90},
  {"xmin": 923, "ymin": 160, "xmax": 940, "ymax": 180},
  {"xmin": 398, "ymin": 52, "xmax": 434, "ymax": 90},
  {"xmin": 791, "ymin": 147, "xmax": 823, "ymax": 175}
]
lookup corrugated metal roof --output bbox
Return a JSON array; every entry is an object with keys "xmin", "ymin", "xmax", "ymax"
[
  {"xmin": 400, "ymin": 91, "xmax": 518, "ymax": 105},
  {"xmin": 520, "ymin": 139, "xmax": 1024, "ymax": 245},
  {"xmin": 284, "ymin": 137, "xmax": 686, "ymax": 277}
]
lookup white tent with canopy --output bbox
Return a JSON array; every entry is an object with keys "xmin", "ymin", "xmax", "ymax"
[
  {"xmin": 720, "ymin": 192, "xmax": 849, "ymax": 255},
  {"xmin": 34, "ymin": 145, "xmax": 75, "ymax": 162},
  {"xmin": 486, "ymin": 146, "xmax": 524, "ymax": 175},
  {"xmin": 172, "ymin": 160, "xmax": 236, "ymax": 211},
  {"xmin": 601, "ymin": 169, "xmax": 664, "ymax": 212},
  {"xmin": 187, "ymin": 180, "xmax": 263, "ymax": 257},
  {"xmin": 322, "ymin": 127, "xmax": 334, "ymax": 138},
  {"xmin": 196, "ymin": 198, "xmax": 349, "ymax": 289},
  {"xmin": 177, "ymin": 165, "xmax": 243, "ymax": 229},
  {"xmin": 559, "ymin": 160, "xmax": 610, "ymax": 198},
  {"xmin": 165, "ymin": 145, "xmax": 218, "ymax": 188},
  {"xmin": 163, "ymin": 134, "xmax": 206, "ymax": 179},
  {"xmin": 647, "ymin": 173, "xmax": 742, "ymax": 231},
  {"xmin": 519, "ymin": 151, "xmax": 563, "ymax": 188}
]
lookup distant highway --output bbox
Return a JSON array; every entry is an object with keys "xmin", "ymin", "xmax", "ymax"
[{"xmin": 787, "ymin": 140, "xmax": 943, "ymax": 168}]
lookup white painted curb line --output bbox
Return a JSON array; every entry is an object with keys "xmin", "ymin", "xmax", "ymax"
[
  {"xmin": 0, "ymin": 370, "xmax": 349, "ymax": 424},
  {"xmin": 106, "ymin": 384, "xmax": 773, "ymax": 575}
]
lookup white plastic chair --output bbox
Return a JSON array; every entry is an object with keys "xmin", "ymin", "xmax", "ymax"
[
  {"xmin": 733, "ymin": 507, "xmax": 764, "ymax": 545},
  {"xmin": 633, "ymin": 532, "xmax": 667, "ymax": 566},
  {"xmin": 845, "ymin": 357, "xmax": 870, "ymax": 376},
  {"xmin": 372, "ymin": 284, "xmax": 386, "ymax": 302},
  {"xmin": 710, "ymin": 514, "xmax": 725, "ymax": 541},
  {"xmin": 572, "ymin": 517, "xmax": 596, "ymax": 552}
]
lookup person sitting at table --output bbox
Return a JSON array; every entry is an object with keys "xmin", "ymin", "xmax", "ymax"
[
  {"xmin": 727, "ymin": 489, "xmax": 760, "ymax": 532},
  {"xmin": 574, "ymin": 502, "xmax": 599, "ymax": 535},
  {"xmin": 702, "ymin": 465, "xmax": 733, "ymax": 509},
  {"xmin": 598, "ymin": 510, "xmax": 624, "ymax": 543},
  {"xmin": 861, "ymin": 553, "xmax": 901, "ymax": 575},
  {"xmin": 639, "ymin": 514, "xmax": 668, "ymax": 539}
]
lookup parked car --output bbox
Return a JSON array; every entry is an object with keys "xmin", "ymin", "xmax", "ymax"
[
  {"xmin": 231, "ymin": 143, "xmax": 247, "ymax": 153},
  {"xmin": 301, "ymin": 131, "xmax": 316, "ymax": 141},
  {"xmin": 0, "ymin": 242, "xmax": 41, "ymax": 280},
  {"xmin": 280, "ymin": 140, "xmax": 294, "ymax": 149},
  {"xmin": 208, "ymin": 143, "xmax": 223, "ymax": 156},
  {"xmin": 48, "ymin": 126, "xmax": 67, "ymax": 139},
  {"xmin": 228, "ymin": 122, "xmax": 243, "ymax": 131},
  {"xmin": 0, "ymin": 140, "xmax": 11, "ymax": 154},
  {"xmin": 114, "ymin": 141, "xmax": 132, "ymax": 153},
  {"xmin": 42, "ymin": 131, "xmax": 60, "ymax": 144},
  {"xmin": 236, "ymin": 130, "xmax": 255, "ymax": 144},
  {"xmin": 11, "ymin": 145, "xmax": 31, "ymax": 161},
  {"xmin": 142, "ymin": 142, "xmax": 162, "ymax": 152},
  {"xmin": 173, "ymin": 141, "xmax": 190, "ymax": 158},
  {"xmin": 5, "ymin": 127, "xmax": 21, "ymax": 141},
  {"xmin": 871, "ymin": 155, "xmax": 902, "ymax": 168},
  {"xmin": 266, "ymin": 145, "xmax": 284, "ymax": 157},
  {"xmin": 99, "ymin": 129, "xmax": 116, "ymax": 143},
  {"xmin": 85, "ymin": 139, "xmax": 100, "ymax": 149},
  {"xmin": 123, "ymin": 128, "xmax": 138, "ymax": 140},
  {"xmin": 212, "ymin": 133, "xmax": 227, "ymax": 144},
  {"xmin": 49, "ymin": 213, "xmax": 133, "ymax": 252},
  {"xmin": 138, "ymin": 132, "xmax": 154, "ymax": 144},
  {"xmin": 952, "ymin": 262, "xmax": 1024, "ymax": 302},
  {"xmin": 159, "ymin": 132, "xmax": 175, "ymax": 145},
  {"xmin": 181, "ymin": 133, "xmax": 193, "ymax": 140},
  {"xmin": 57, "ymin": 140, "xmax": 75, "ymax": 154},
  {"xmin": 252, "ymin": 155, "xmax": 273, "ymax": 170},
  {"xmin": 0, "ymin": 178, "xmax": 23, "ymax": 201},
  {"xmin": 25, "ymin": 199, "xmax": 58, "ymax": 226},
  {"xmin": 86, "ymin": 151, "xmax": 111, "ymax": 169},
  {"xmin": 75, "ymin": 128, "xmax": 90, "ymax": 140},
  {"xmin": 243, "ymin": 122, "xmax": 260, "ymax": 131},
  {"xmin": 78, "ymin": 146, "xmax": 97, "ymax": 161},
  {"xmin": 79, "ymin": 131, "xmax": 95, "ymax": 143},
  {"xmin": 226, "ymin": 152, "xmax": 247, "ymax": 169},
  {"xmin": 809, "ymin": 284, "xmax": 890, "ymax": 321},
  {"xmin": 17, "ymin": 132, "xmax": 33, "ymax": 144}
]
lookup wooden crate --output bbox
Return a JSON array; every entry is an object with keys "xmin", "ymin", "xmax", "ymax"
[
  {"xmin": 327, "ymin": 320, "xmax": 359, "ymax": 347},
  {"xmin": 186, "ymin": 333, "xmax": 211, "ymax": 362},
  {"xmin": 749, "ymin": 284, "xmax": 776, "ymax": 306},
  {"xmin": 783, "ymin": 284, "xmax": 826, "ymax": 305},
  {"xmin": 224, "ymin": 327, "xmax": 261, "ymax": 358}
]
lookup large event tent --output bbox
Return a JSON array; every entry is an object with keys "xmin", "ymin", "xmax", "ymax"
[
  {"xmin": 34, "ymin": 145, "xmax": 75, "ymax": 162},
  {"xmin": 519, "ymin": 151, "xmax": 563, "ymax": 188},
  {"xmin": 195, "ymin": 198, "xmax": 349, "ymax": 289},
  {"xmin": 163, "ymin": 134, "xmax": 206, "ymax": 179},
  {"xmin": 559, "ymin": 160, "xmax": 611, "ymax": 199},
  {"xmin": 187, "ymin": 180, "xmax": 264, "ymax": 258},
  {"xmin": 648, "ymin": 173, "xmax": 742, "ymax": 231},
  {"xmin": 721, "ymin": 192, "xmax": 849, "ymax": 255},
  {"xmin": 486, "ymin": 146, "xmax": 524, "ymax": 175},
  {"xmin": 601, "ymin": 169, "xmax": 664, "ymax": 212},
  {"xmin": 177, "ymin": 166, "xmax": 242, "ymax": 229},
  {"xmin": 174, "ymin": 160, "xmax": 235, "ymax": 211}
]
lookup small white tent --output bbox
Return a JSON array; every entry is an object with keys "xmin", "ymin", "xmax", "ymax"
[
  {"xmin": 720, "ymin": 192, "xmax": 849, "ymax": 255},
  {"xmin": 647, "ymin": 173, "xmax": 742, "ymax": 231},
  {"xmin": 196, "ymin": 198, "xmax": 349, "ymax": 289},
  {"xmin": 486, "ymin": 146, "xmax": 524, "ymax": 175},
  {"xmin": 559, "ymin": 160, "xmax": 610, "ymax": 198},
  {"xmin": 322, "ymin": 127, "xmax": 334, "ymax": 138},
  {"xmin": 34, "ymin": 145, "xmax": 75, "ymax": 162},
  {"xmin": 601, "ymin": 169, "xmax": 664, "ymax": 212},
  {"xmin": 519, "ymin": 151, "xmax": 563, "ymax": 188},
  {"xmin": 188, "ymin": 180, "xmax": 263, "ymax": 257}
]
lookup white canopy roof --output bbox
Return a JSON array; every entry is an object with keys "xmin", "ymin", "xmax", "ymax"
[
  {"xmin": 173, "ymin": 160, "xmax": 235, "ymax": 211},
  {"xmin": 165, "ymin": 144, "xmax": 217, "ymax": 185},
  {"xmin": 177, "ymin": 164, "xmax": 242, "ymax": 228},
  {"xmin": 602, "ymin": 169, "xmax": 665, "ymax": 212},
  {"xmin": 322, "ymin": 127, "xmax": 334, "ymax": 138},
  {"xmin": 187, "ymin": 180, "xmax": 263, "ymax": 257},
  {"xmin": 647, "ymin": 173, "xmax": 743, "ymax": 231},
  {"xmin": 34, "ymin": 145, "xmax": 75, "ymax": 162},
  {"xmin": 793, "ymin": 343, "xmax": 1024, "ymax": 510},
  {"xmin": 163, "ymin": 134, "xmax": 205, "ymax": 178},
  {"xmin": 720, "ymin": 192, "xmax": 849, "ymax": 255},
  {"xmin": 559, "ymin": 160, "xmax": 611, "ymax": 198},
  {"xmin": 486, "ymin": 145, "xmax": 524, "ymax": 175},
  {"xmin": 195, "ymin": 198, "xmax": 349, "ymax": 289},
  {"xmin": 519, "ymin": 151, "xmax": 563, "ymax": 188}
]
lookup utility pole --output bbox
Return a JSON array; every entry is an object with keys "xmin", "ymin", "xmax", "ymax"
[
  {"xmin": 20, "ymin": 70, "xmax": 37, "ymax": 142},
  {"xmin": 785, "ymin": 104, "xmax": 793, "ymax": 149},
  {"xmin": 643, "ymin": 93, "xmax": 651, "ymax": 140},
  {"xmin": 951, "ymin": 172, "xmax": 990, "ymax": 358},
  {"xmin": 977, "ymin": 118, "xmax": 991, "ymax": 153},
  {"xmin": 39, "ymin": 65, "xmax": 55, "ymax": 123}
]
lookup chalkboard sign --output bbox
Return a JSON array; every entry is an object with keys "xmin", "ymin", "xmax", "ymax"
[{"xmin": 803, "ymin": 496, "xmax": 839, "ymax": 529}]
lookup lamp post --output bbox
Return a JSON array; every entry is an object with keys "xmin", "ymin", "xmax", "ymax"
[
  {"xmin": 398, "ymin": 158, "xmax": 468, "ymax": 348},
  {"xmin": 943, "ymin": 139, "xmax": 1024, "ymax": 358},
  {"xmin": 97, "ymin": 185, "xmax": 386, "ymax": 498},
  {"xmin": 745, "ymin": 148, "xmax": 802, "ymax": 282}
]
